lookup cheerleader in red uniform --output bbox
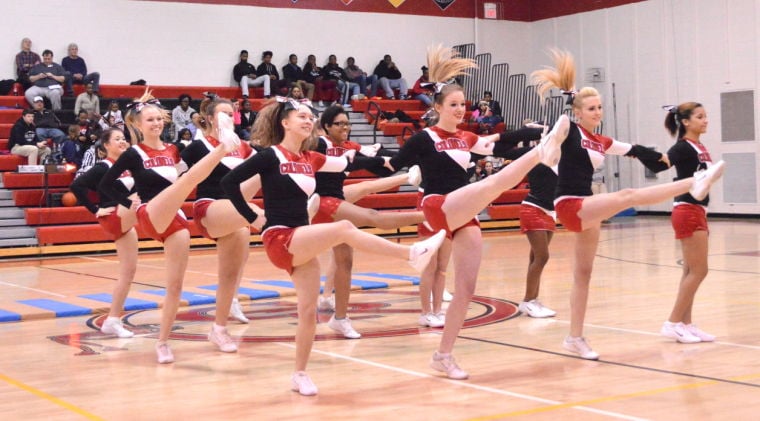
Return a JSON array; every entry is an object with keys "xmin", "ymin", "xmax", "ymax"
[
  {"xmin": 518, "ymin": 163, "xmax": 559, "ymax": 318},
  {"xmin": 181, "ymin": 97, "xmax": 266, "ymax": 352},
  {"xmin": 221, "ymin": 97, "xmax": 445, "ymax": 396},
  {"xmin": 531, "ymin": 50, "xmax": 725, "ymax": 359},
  {"xmin": 313, "ymin": 104, "xmax": 426, "ymax": 338},
  {"xmin": 656, "ymin": 102, "xmax": 718, "ymax": 343},
  {"xmin": 387, "ymin": 45, "xmax": 570, "ymax": 379},
  {"xmin": 70, "ymin": 128, "xmax": 140, "ymax": 337},
  {"xmin": 99, "ymin": 89, "xmax": 240, "ymax": 364}
]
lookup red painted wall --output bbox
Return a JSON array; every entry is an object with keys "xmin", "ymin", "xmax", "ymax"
[{"xmin": 143, "ymin": 0, "xmax": 646, "ymax": 21}]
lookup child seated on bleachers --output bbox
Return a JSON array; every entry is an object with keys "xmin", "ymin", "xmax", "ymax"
[{"xmin": 60, "ymin": 124, "xmax": 84, "ymax": 167}]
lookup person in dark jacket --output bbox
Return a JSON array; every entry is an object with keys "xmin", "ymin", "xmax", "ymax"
[
  {"xmin": 9, "ymin": 109, "xmax": 51, "ymax": 165},
  {"xmin": 282, "ymin": 54, "xmax": 314, "ymax": 100},
  {"xmin": 373, "ymin": 54, "xmax": 409, "ymax": 100}
]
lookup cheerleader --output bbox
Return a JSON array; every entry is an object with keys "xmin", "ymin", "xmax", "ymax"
[
  {"xmin": 313, "ymin": 104, "xmax": 425, "ymax": 338},
  {"xmin": 657, "ymin": 102, "xmax": 718, "ymax": 343},
  {"xmin": 221, "ymin": 97, "xmax": 445, "ymax": 396},
  {"xmin": 530, "ymin": 50, "xmax": 725, "ymax": 359},
  {"xmin": 387, "ymin": 45, "xmax": 570, "ymax": 379},
  {"xmin": 518, "ymin": 163, "xmax": 558, "ymax": 318},
  {"xmin": 70, "ymin": 128, "xmax": 139, "ymax": 337},
  {"xmin": 99, "ymin": 89, "xmax": 240, "ymax": 364},
  {"xmin": 181, "ymin": 97, "xmax": 266, "ymax": 352}
]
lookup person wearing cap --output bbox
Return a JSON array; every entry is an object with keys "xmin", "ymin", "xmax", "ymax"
[
  {"xmin": 411, "ymin": 65, "xmax": 434, "ymax": 107},
  {"xmin": 9, "ymin": 109, "xmax": 51, "ymax": 165},
  {"xmin": 232, "ymin": 50, "xmax": 270, "ymax": 99},
  {"xmin": 32, "ymin": 96, "xmax": 66, "ymax": 146},
  {"xmin": 62, "ymin": 43, "xmax": 101, "ymax": 96},
  {"xmin": 25, "ymin": 49, "xmax": 66, "ymax": 111}
]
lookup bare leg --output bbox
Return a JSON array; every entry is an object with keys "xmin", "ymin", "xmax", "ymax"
[
  {"xmin": 331, "ymin": 244, "xmax": 353, "ymax": 320},
  {"xmin": 577, "ymin": 179, "xmax": 692, "ymax": 229},
  {"xmin": 158, "ymin": 229, "xmax": 191, "ymax": 342},
  {"xmin": 213, "ymin": 228, "xmax": 250, "ymax": 326},
  {"xmin": 669, "ymin": 231, "xmax": 708, "ymax": 324},
  {"xmin": 334, "ymin": 201, "xmax": 424, "ymax": 230},
  {"xmin": 321, "ymin": 249, "xmax": 336, "ymax": 301},
  {"xmin": 108, "ymin": 228, "xmax": 138, "ymax": 317},
  {"xmin": 292, "ymin": 258, "xmax": 321, "ymax": 371},
  {"xmin": 146, "ymin": 146, "xmax": 228, "ymax": 233},
  {"xmin": 442, "ymin": 149, "xmax": 540, "ymax": 230},
  {"xmin": 569, "ymin": 227, "xmax": 600, "ymax": 338},
  {"xmin": 344, "ymin": 173, "xmax": 410, "ymax": 203},
  {"xmin": 288, "ymin": 220, "xmax": 410, "ymax": 267},
  {"xmin": 438, "ymin": 226, "xmax": 482, "ymax": 354},
  {"xmin": 419, "ymin": 240, "xmax": 451, "ymax": 314},
  {"xmin": 524, "ymin": 231, "xmax": 553, "ymax": 301}
]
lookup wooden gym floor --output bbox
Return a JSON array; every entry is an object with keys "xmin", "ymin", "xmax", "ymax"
[{"xmin": 0, "ymin": 215, "xmax": 758, "ymax": 420}]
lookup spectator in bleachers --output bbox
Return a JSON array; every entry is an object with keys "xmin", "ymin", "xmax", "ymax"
[
  {"xmin": 282, "ymin": 54, "xmax": 315, "ymax": 100},
  {"xmin": 100, "ymin": 100, "xmax": 125, "ymax": 131},
  {"xmin": 62, "ymin": 43, "xmax": 101, "ymax": 96},
  {"xmin": 303, "ymin": 54, "xmax": 336, "ymax": 107},
  {"xmin": 76, "ymin": 110, "xmax": 102, "ymax": 153},
  {"xmin": 61, "ymin": 124, "xmax": 84, "ymax": 167},
  {"xmin": 172, "ymin": 94, "xmax": 196, "ymax": 141},
  {"xmin": 345, "ymin": 57, "xmax": 377, "ymax": 98},
  {"xmin": 288, "ymin": 85, "xmax": 305, "ymax": 100},
  {"xmin": 257, "ymin": 51, "xmax": 288, "ymax": 96},
  {"xmin": 25, "ymin": 50, "xmax": 66, "ymax": 111},
  {"xmin": 472, "ymin": 90, "xmax": 503, "ymax": 121},
  {"xmin": 177, "ymin": 128, "xmax": 193, "ymax": 147},
  {"xmin": 237, "ymin": 99, "xmax": 255, "ymax": 140},
  {"xmin": 373, "ymin": 54, "xmax": 409, "ymax": 100},
  {"xmin": 75, "ymin": 142, "xmax": 99, "ymax": 179},
  {"xmin": 74, "ymin": 82, "xmax": 100, "ymax": 116},
  {"xmin": 321, "ymin": 54, "xmax": 359, "ymax": 108},
  {"xmin": 32, "ymin": 96, "xmax": 66, "ymax": 146},
  {"xmin": 471, "ymin": 100, "xmax": 499, "ymax": 134},
  {"xmin": 411, "ymin": 65, "xmax": 434, "ymax": 107},
  {"xmin": 233, "ymin": 50, "xmax": 270, "ymax": 99},
  {"xmin": 15, "ymin": 38, "xmax": 41, "ymax": 89},
  {"xmin": 9, "ymin": 109, "xmax": 51, "ymax": 165}
]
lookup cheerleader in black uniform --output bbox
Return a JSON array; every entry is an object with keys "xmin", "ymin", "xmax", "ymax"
[
  {"xmin": 656, "ymin": 102, "xmax": 717, "ymax": 343},
  {"xmin": 221, "ymin": 97, "xmax": 445, "ymax": 396},
  {"xmin": 387, "ymin": 45, "xmax": 570, "ymax": 379},
  {"xmin": 530, "ymin": 50, "xmax": 725, "ymax": 359},
  {"xmin": 181, "ymin": 97, "xmax": 266, "ymax": 352},
  {"xmin": 70, "ymin": 128, "xmax": 140, "ymax": 338},
  {"xmin": 518, "ymin": 163, "xmax": 559, "ymax": 318},
  {"xmin": 99, "ymin": 90, "xmax": 240, "ymax": 364},
  {"xmin": 313, "ymin": 105, "xmax": 425, "ymax": 339}
]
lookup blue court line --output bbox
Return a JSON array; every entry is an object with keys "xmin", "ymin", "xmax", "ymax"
[
  {"xmin": 140, "ymin": 290, "xmax": 216, "ymax": 305},
  {"xmin": 197, "ymin": 285, "xmax": 280, "ymax": 300},
  {"xmin": 253, "ymin": 280, "xmax": 295, "ymax": 289},
  {"xmin": 0, "ymin": 309, "xmax": 21, "ymax": 322},
  {"xmin": 79, "ymin": 293, "xmax": 159, "ymax": 311},
  {"xmin": 17, "ymin": 299, "xmax": 92, "ymax": 317},
  {"xmin": 354, "ymin": 272, "xmax": 420, "ymax": 285}
]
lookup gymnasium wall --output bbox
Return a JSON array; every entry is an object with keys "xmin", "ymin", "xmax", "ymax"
[{"xmin": 525, "ymin": 0, "xmax": 760, "ymax": 214}]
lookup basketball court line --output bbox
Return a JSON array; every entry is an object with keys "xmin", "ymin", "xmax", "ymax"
[
  {"xmin": 457, "ymin": 335, "xmax": 760, "ymax": 389},
  {"xmin": 275, "ymin": 342, "xmax": 646, "ymax": 420},
  {"xmin": 0, "ymin": 373, "xmax": 103, "ymax": 420},
  {"xmin": 547, "ymin": 319, "xmax": 760, "ymax": 350},
  {"xmin": 0, "ymin": 280, "xmax": 66, "ymax": 298}
]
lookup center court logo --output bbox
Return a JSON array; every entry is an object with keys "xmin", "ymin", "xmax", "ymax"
[{"xmin": 48, "ymin": 291, "xmax": 518, "ymax": 355}]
